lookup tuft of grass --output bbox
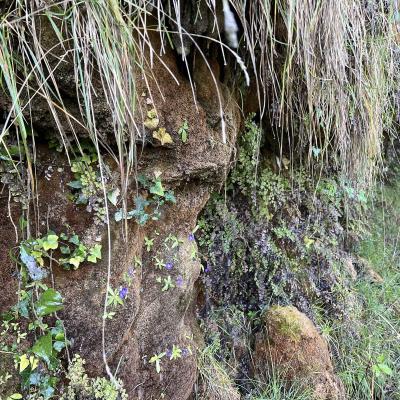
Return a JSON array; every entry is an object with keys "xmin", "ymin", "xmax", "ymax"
[
  {"xmin": 196, "ymin": 337, "xmax": 240, "ymax": 400},
  {"xmin": 232, "ymin": 0, "xmax": 400, "ymax": 183},
  {"xmin": 249, "ymin": 371, "xmax": 312, "ymax": 400},
  {"xmin": 321, "ymin": 177, "xmax": 400, "ymax": 399}
]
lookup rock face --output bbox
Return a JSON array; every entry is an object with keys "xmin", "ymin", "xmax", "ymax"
[
  {"xmin": 0, "ymin": 26, "xmax": 240, "ymax": 400},
  {"xmin": 254, "ymin": 306, "xmax": 345, "ymax": 400}
]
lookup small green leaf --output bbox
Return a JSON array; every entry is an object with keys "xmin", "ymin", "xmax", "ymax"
[
  {"xmin": 181, "ymin": 130, "xmax": 187, "ymax": 143},
  {"xmin": 68, "ymin": 256, "xmax": 83, "ymax": 269},
  {"xmin": 53, "ymin": 340, "xmax": 65, "ymax": 352},
  {"xmin": 67, "ymin": 180, "xmax": 83, "ymax": 189},
  {"xmin": 42, "ymin": 234, "xmax": 59, "ymax": 251},
  {"xmin": 32, "ymin": 333, "xmax": 53, "ymax": 366},
  {"xmin": 150, "ymin": 179, "xmax": 165, "ymax": 196},
  {"xmin": 19, "ymin": 354, "xmax": 30, "ymax": 372},
  {"xmin": 107, "ymin": 188, "xmax": 120, "ymax": 206},
  {"xmin": 87, "ymin": 244, "xmax": 102, "ymax": 263},
  {"xmin": 144, "ymin": 237, "xmax": 154, "ymax": 252},
  {"xmin": 35, "ymin": 289, "xmax": 63, "ymax": 316},
  {"xmin": 10, "ymin": 394, "xmax": 23, "ymax": 399},
  {"xmin": 60, "ymin": 246, "xmax": 71, "ymax": 255},
  {"xmin": 377, "ymin": 363, "xmax": 393, "ymax": 376},
  {"xmin": 114, "ymin": 210, "xmax": 124, "ymax": 222},
  {"xmin": 69, "ymin": 235, "xmax": 80, "ymax": 246},
  {"xmin": 164, "ymin": 191, "xmax": 176, "ymax": 203}
]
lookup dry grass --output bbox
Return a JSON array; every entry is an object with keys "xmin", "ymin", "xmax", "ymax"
[{"xmin": 233, "ymin": 0, "xmax": 400, "ymax": 183}]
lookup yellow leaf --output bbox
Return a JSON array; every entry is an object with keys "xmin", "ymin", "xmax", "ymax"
[
  {"xmin": 30, "ymin": 355, "xmax": 39, "ymax": 370},
  {"xmin": 304, "ymin": 236, "xmax": 315, "ymax": 249},
  {"xmin": 153, "ymin": 128, "xmax": 173, "ymax": 146},
  {"xmin": 144, "ymin": 117, "xmax": 159, "ymax": 129},
  {"xmin": 19, "ymin": 354, "xmax": 29, "ymax": 372}
]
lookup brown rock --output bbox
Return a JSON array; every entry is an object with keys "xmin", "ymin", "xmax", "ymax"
[
  {"xmin": 254, "ymin": 306, "xmax": 346, "ymax": 400},
  {"xmin": 357, "ymin": 258, "xmax": 384, "ymax": 283},
  {"xmin": 0, "ymin": 26, "xmax": 240, "ymax": 400}
]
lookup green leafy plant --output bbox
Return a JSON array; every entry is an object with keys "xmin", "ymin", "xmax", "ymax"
[
  {"xmin": 372, "ymin": 355, "xmax": 393, "ymax": 379},
  {"xmin": 115, "ymin": 174, "xmax": 176, "ymax": 225},
  {"xmin": 20, "ymin": 232, "xmax": 102, "ymax": 272},
  {"xmin": 161, "ymin": 275, "xmax": 175, "ymax": 292},
  {"xmin": 178, "ymin": 119, "xmax": 189, "ymax": 143},
  {"xmin": 67, "ymin": 154, "xmax": 116, "ymax": 225},
  {"xmin": 169, "ymin": 344, "xmax": 182, "ymax": 360},
  {"xmin": 68, "ymin": 154, "xmax": 101, "ymax": 205},
  {"xmin": 0, "ymin": 274, "xmax": 67, "ymax": 399},
  {"xmin": 106, "ymin": 287, "xmax": 125, "ymax": 308},
  {"xmin": 144, "ymin": 236, "xmax": 155, "ymax": 252},
  {"xmin": 60, "ymin": 355, "xmax": 127, "ymax": 400},
  {"xmin": 149, "ymin": 352, "xmax": 165, "ymax": 374}
]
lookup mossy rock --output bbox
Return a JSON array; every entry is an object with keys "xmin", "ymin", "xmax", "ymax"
[{"xmin": 254, "ymin": 305, "xmax": 345, "ymax": 400}]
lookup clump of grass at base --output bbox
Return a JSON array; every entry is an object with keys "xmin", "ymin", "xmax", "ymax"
[
  {"xmin": 249, "ymin": 371, "xmax": 312, "ymax": 400},
  {"xmin": 196, "ymin": 335, "xmax": 241, "ymax": 400}
]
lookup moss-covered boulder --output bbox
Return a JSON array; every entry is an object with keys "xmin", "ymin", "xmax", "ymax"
[{"xmin": 254, "ymin": 305, "xmax": 345, "ymax": 400}]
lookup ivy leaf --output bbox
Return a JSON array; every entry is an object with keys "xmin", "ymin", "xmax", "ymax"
[
  {"xmin": 29, "ymin": 356, "xmax": 39, "ymax": 371},
  {"xmin": 60, "ymin": 246, "xmax": 70, "ymax": 255},
  {"xmin": 42, "ymin": 234, "xmax": 59, "ymax": 251},
  {"xmin": 164, "ymin": 191, "xmax": 176, "ymax": 203},
  {"xmin": 150, "ymin": 180, "xmax": 164, "ymax": 196},
  {"xmin": 69, "ymin": 235, "xmax": 80, "ymax": 246},
  {"xmin": 135, "ymin": 195, "xmax": 150, "ymax": 211},
  {"xmin": 68, "ymin": 256, "xmax": 84, "ymax": 269},
  {"xmin": 51, "ymin": 321, "xmax": 65, "ymax": 341},
  {"xmin": 53, "ymin": 341, "xmax": 65, "ymax": 352},
  {"xmin": 153, "ymin": 128, "xmax": 173, "ymax": 146},
  {"xmin": 137, "ymin": 174, "xmax": 150, "ymax": 188},
  {"xmin": 136, "ymin": 212, "xmax": 149, "ymax": 226},
  {"xmin": 87, "ymin": 244, "xmax": 102, "ymax": 263},
  {"xmin": 35, "ymin": 289, "xmax": 63, "ymax": 316},
  {"xmin": 20, "ymin": 246, "xmax": 48, "ymax": 281},
  {"xmin": 19, "ymin": 354, "xmax": 30, "ymax": 372},
  {"xmin": 39, "ymin": 376, "xmax": 58, "ymax": 399},
  {"xmin": 75, "ymin": 193, "xmax": 88, "ymax": 204},
  {"xmin": 32, "ymin": 333, "xmax": 53, "ymax": 366},
  {"xmin": 114, "ymin": 209, "xmax": 124, "ymax": 222}
]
